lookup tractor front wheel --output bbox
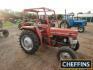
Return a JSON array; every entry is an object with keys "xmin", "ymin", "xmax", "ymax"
[
  {"xmin": 57, "ymin": 47, "xmax": 77, "ymax": 61},
  {"xmin": 19, "ymin": 30, "xmax": 39, "ymax": 54}
]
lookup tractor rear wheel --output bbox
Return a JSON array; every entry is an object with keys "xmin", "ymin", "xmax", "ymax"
[
  {"xmin": 2, "ymin": 30, "xmax": 9, "ymax": 37},
  {"xmin": 59, "ymin": 20, "xmax": 69, "ymax": 28},
  {"xmin": 57, "ymin": 47, "xmax": 77, "ymax": 61},
  {"xmin": 19, "ymin": 30, "xmax": 39, "ymax": 54},
  {"xmin": 78, "ymin": 27, "xmax": 85, "ymax": 33}
]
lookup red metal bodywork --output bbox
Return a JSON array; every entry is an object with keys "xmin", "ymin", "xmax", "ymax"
[
  {"xmin": 20, "ymin": 7, "xmax": 78, "ymax": 47},
  {"xmin": 50, "ymin": 28, "xmax": 78, "ymax": 37}
]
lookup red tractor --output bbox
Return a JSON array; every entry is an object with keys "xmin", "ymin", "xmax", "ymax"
[{"xmin": 19, "ymin": 7, "xmax": 79, "ymax": 60}]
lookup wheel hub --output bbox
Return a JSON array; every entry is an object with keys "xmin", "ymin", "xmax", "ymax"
[
  {"xmin": 60, "ymin": 52, "xmax": 71, "ymax": 60},
  {"xmin": 21, "ymin": 36, "xmax": 33, "ymax": 51}
]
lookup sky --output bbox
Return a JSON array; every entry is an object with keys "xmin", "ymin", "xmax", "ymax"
[{"xmin": 0, "ymin": 0, "xmax": 93, "ymax": 14}]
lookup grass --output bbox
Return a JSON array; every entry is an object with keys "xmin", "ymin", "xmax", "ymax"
[{"xmin": 3, "ymin": 21, "xmax": 17, "ymax": 29}]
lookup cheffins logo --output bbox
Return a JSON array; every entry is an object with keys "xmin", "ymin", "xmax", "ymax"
[{"xmin": 61, "ymin": 60, "xmax": 91, "ymax": 69}]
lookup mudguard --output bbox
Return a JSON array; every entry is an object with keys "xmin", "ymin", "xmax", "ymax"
[{"xmin": 20, "ymin": 26, "xmax": 42, "ymax": 46}]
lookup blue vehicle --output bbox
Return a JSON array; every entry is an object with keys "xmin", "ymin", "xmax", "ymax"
[{"xmin": 59, "ymin": 14, "xmax": 87, "ymax": 32}]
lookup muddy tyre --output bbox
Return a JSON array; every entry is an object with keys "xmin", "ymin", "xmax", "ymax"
[
  {"xmin": 19, "ymin": 30, "xmax": 39, "ymax": 54},
  {"xmin": 2, "ymin": 30, "xmax": 9, "ymax": 37},
  {"xmin": 57, "ymin": 47, "xmax": 77, "ymax": 61}
]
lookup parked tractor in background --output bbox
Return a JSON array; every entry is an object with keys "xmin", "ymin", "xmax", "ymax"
[
  {"xmin": 0, "ymin": 20, "xmax": 9, "ymax": 37},
  {"xmin": 59, "ymin": 13, "xmax": 87, "ymax": 33},
  {"xmin": 19, "ymin": 7, "xmax": 79, "ymax": 60}
]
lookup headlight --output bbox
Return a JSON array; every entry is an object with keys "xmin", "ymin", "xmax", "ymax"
[{"xmin": 63, "ymin": 38, "xmax": 67, "ymax": 42}]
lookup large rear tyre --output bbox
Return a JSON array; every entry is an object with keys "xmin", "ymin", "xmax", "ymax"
[
  {"xmin": 59, "ymin": 20, "xmax": 69, "ymax": 28},
  {"xmin": 78, "ymin": 27, "xmax": 85, "ymax": 33},
  {"xmin": 19, "ymin": 30, "xmax": 39, "ymax": 55},
  {"xmin": 2, "ymin": 30, "xmax": 9, "ymax": 37},
  {"xmin": 57, "ymin": 47, "xmax": 77, "ymax": 61}
]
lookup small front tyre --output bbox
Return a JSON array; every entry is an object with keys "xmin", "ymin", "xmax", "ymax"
[{"xmin": 57, "ymin": 47, "xmax": 78, "ymax": 61}]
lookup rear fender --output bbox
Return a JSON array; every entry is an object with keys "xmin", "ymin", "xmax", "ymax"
[{"xmin": 20, "ymin": 26, "xmax": 42, "ymax": 45}]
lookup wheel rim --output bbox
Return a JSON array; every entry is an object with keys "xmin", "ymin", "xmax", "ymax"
[
  {"xmin": 21, "ymin": 35, "xmax": 33, "ymax": 51},
  {"xmin": 60, "ymin": 52, "xmax": 72, "ymax": 60}
]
